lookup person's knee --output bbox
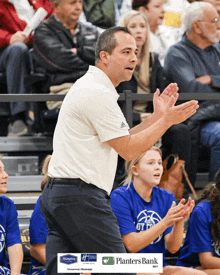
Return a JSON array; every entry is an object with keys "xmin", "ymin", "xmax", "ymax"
[
  {"xmin": 167, "ymin": 124, "xmax": 191, "ymax": 142},
  {"xmin": 7, "ymin": 42, "xmax": 29, "ymax": 59},
  {"xmin": 201, "ymin": 122, "xmax": 220, "ymax": 148}
]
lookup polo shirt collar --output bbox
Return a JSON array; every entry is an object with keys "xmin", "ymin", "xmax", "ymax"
[{"xmin": 88, "ymin": 66, "xmax": 119, "ymax": 99}]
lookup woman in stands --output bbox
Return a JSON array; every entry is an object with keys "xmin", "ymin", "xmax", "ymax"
[
  {"xmin": 0, "ymin": 156, "xmax": 24, "ymax": 275},
  {"xmin": 111, "ymin": 147, "xmax": 206, "ymax": 275},
  {"xmin": 176, "ymin": 171, "xmax": 220, "ymax": 274},
  {"xmin": 115, "ymin": 10, "xmax": 193, "ymax": 195}
]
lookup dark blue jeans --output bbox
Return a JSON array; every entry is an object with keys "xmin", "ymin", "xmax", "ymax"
[
  {"xmin": 40, "ymin": 178, "xmax": 136, "ymax": 275},
  {"xmin": 200, "ymin": 121, "xmax": 220, "ymax": 181},
  {"xmin": 0, "ymin": 42, "xmax": 29, "ymax": 116}
]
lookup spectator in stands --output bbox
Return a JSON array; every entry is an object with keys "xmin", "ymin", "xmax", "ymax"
[
  {"xmin": 33, "ymin": 0, "xmax": 99, "ymax": 111},
  {"xmin": 0, "ymin": 0, "xmax": 53, "ymax": 136},
  {"xmin": 162, "ymin": 0, "xmax": 190, "ymax": 44},
  {"xmin": 0, "ymin": 156, "xmax": 24, "ymax": 274},
  {"xmin": 115, "ymin": 10, "xmax": 193, "ymax": 195},
  {"xmin": 110, "ymin": 147, "xmax": 206, "ymax": 275},
  {"xmin": 164, "ymin": 1, "xmax": 220, "ymax": 185},
  {"xmin": 123, "ymin": 0, "xmax": 190, "ymax": 57},
  {"xmin": 176, "ymin": 170, "xmax": 220, "ymax": 274},
  {"xmin": 132, "ymin": 0, "xmax": 177, "ymax": 65},
  {"xmin": 80, "ymin": 0, "xmax": 133, "ymax": 30},
  {"xmin": 29, "ymin": 155, "xmax": 51, "ymax": 275},
  {"xmin": 194, "ymin": 0, "xmax": 220, "ymax": 14}
]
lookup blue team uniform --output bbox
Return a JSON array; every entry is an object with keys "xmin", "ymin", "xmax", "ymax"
[
  {"xmin": 176, "ymin": 201, "xmax": 220, "ymax": 267},
  {"xmin": 0, "ymin": 196, "xmax": 21, "ymax": 275},
  {"xmin": 29, "ymin": 196, "xmax": 48, "ymax": 275},
  {"xmin": 110, "ymin": 183, "xmax": 176, "ymax": 266}
]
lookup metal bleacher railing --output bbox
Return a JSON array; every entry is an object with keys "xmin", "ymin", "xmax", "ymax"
[{"xmin": 1, "ymin": 91, "xmax": 220, "ymax": 128}]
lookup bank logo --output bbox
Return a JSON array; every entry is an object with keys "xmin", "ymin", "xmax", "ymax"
[
  {"xmin": 102, "ymin": 257, "xmax": 115, "ymax": 265},
  {"xmin": 60, "ymin": 255, "xmax": 77, "ymax": 265},
  {"xmin": 81, "ymin": 254, "xmax": 97, "ymax": 262},
  {"xmin": 136, "ymin": 210, "xmax": 162, "ymax": 244}
]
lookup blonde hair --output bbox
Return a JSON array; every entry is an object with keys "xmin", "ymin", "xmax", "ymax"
[
  {"xmin": 41, "ymin": 155, "xmax": 52, "ymax": 191},
  {"xmin": 118, "ymin": 10, "xmax": 150, "ymax": 85},
  {"xmin": 123, "ymin": 146, "xmax": 162, "ymax": 187}
]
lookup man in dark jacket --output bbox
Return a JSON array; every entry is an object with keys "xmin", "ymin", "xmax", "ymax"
[
  {"xmin": 33, "ymin": 0, "xmax": 99, "ymax": 109},
  {"xmin": 0, "ymin": 0, "xmax": 53, "ymax": 136},
  {"xmin": 164, "ymin": 1, "xmax": 220, "ymax": 184}
]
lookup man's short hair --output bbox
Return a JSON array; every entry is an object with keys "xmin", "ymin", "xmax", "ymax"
[
  {"xmin": 95, "ymin": 26, "xmax": 131, "ymax": 63},
  {"xmin": 132, "ymin": 0, "xmax": 150, "ymax": 10},
  {"xmin": 183, "ymin": 2, "xmax": 213, "ymax": 33}
]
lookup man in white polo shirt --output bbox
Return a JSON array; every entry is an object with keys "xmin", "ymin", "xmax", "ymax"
[{"xmin": 40, "ymin": 26, "xmax": 199, "ymax": 275}]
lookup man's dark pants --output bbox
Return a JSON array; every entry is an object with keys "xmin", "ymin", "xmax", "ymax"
[{"xmin": 40, "ymin": 178, "xmax": 136, "ymax": 275}]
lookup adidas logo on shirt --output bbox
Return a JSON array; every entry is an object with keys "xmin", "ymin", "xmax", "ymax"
[{"xmin": 121, "ymin": 122, "xmax": 126, "ymax": 128}]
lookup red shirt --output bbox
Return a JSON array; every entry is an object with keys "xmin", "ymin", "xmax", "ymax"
[{"xmin": 0, "ymin": 0, "xmax": 54, "ymax": 47}]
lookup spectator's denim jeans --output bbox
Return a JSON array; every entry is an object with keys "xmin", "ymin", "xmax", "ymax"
[
  {"xmin": 0, "ymin": 42, "xmax": 28, "ymax": 115},
  {"xmin": 200, "ymin": 121, "xmax": 220, "ymax": 181}
]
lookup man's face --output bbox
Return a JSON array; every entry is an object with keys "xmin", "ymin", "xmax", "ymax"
[
  {"xmin": 197, "ymin": 6, "xmax": 220, "ymax": 46},
  {"xmin": 105, "ymin": 32, "xmax": 138, "ymax": 87},
  {"xmin": 56, "ymin": 0, "xmax": 82, "ymax": 25}
]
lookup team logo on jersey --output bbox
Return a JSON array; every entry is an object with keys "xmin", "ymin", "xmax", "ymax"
[
  {"xmin": 136, "ymin": 210, "xmax": 162, "ymax": 244},
  {"xmin": 0, "ymin": 225, "xmax": 6, "ymax": 253}
]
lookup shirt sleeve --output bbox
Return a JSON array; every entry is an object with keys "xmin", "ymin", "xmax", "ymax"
[
  {"xmin": 83, "ymin": 92, "xmax": 130, "ymax": 143},
  {"xmin": 6, "ymin": 200, "xmax": 21, "ymax": 247},
  {"xmin": 111, "ymin": 190, "xmax": 137, "ymax": 236},
  {"xmin": 29, "ymin": 198, "xmax": 48, "ymax": 244},
  {"xmin": 188, "ymin": 204, "xmax": 212, "ymax": 253}
]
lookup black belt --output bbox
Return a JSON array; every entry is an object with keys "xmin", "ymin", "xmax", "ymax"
[
  {"xmin": 48, "ymin": 177, "xmax": 85, "ymax": 186},
  {"xmin": 47, "ymin": 177, "xmax": 108, "ymax": 195}
]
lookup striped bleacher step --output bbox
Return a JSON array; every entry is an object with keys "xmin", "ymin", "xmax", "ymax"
[
  {"xmin": 5, "ymin": 192, "xmax": 41, "ymax": 210},
  {"xmin": 0, "ymin": 136, "xmax": 52, "ymax": 152},
  {"xmin": 7, "ymin": 175, "xmax": 44, "ymax": 192}
]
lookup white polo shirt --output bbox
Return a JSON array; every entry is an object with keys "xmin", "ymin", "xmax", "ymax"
[{"xmin": 48, "ymin": 66, "xmax": 130, "ymax": 194}]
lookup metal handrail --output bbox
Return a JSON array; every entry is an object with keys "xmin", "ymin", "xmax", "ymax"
[
  {"xmin": 0, "ymin": 92, "xmax": 219, "ymax": 128},
  {"xmin": 0, "ymin": 92, "xmax": 220, "ymax": 101}
]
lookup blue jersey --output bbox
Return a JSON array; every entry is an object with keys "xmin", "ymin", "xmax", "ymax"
[
  {"xmin": 0, "ymin": 196, "xmax": 21, "ymax": 268},
  {"xmin": 29, "ymin": 195, "xmax": 48, "ymax": 274},
  {"xmin": 176, "ymin": 201, "xmax": 220, "ymax": 267},
  {"xmin": 110, "ymin": 183, "xmax": 175, "ymax": 265}
]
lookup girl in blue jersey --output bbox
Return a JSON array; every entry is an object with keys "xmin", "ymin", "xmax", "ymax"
[
  {"xmin": 111, "ymin": 147, "xmax": 206, "ymax": 275},
  {"xmin": 176, "ymin": 171, "xmax": 220, "ymax": 274},
  {"xmin": 29, "ymin": 155, "xmax": 51, "ymax": 275},
  {"xmin": 0, "ymin": 157, "xmax": 24, "ymax": 275}
]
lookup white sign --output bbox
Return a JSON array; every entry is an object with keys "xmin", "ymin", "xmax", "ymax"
[{"xmin": 58, "ymin": 253, "xmax": 163, "ymax": 273}]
